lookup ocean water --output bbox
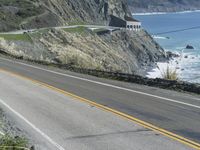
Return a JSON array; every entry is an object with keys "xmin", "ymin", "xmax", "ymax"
[{"xmin": 134, "ymin": 12, "xmax": 200, "ymax": 83}]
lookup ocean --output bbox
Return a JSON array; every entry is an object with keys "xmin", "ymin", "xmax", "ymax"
[{"xmin": 134, "ymin": 11, "xmax": 200, "ymax": 83}]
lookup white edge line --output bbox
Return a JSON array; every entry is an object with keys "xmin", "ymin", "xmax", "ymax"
[
  {"xmin": 1, "ymin": 57, "xmax": 200, "ymax": 109},
  {"xmin": 0, "ymin": 98, "xmax": 65, "ymax": 150}
]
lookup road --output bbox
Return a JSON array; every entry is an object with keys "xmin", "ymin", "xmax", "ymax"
[
  {"xmin": 0, "ymin": 25, "xmax": 120, "ymax": 35},
  {"xmin": 0, "ymin": 57, "xmax": 200, "ymax": 149}
]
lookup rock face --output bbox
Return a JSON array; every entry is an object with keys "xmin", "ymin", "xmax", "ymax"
[
  {"xmin": 0, "ymin": 0, "xmax": 131, "ymax": 32},
  {"xmin": 42, "ymin": 0, "xmax": 131, "ymax": 23},
  {"xmin": 0, "ymin": 0, "xmax": 167, "ymax": 76},
  {"xmin": 128, "ymin": 0, "xmax": 200, "ymax": 13},
  {"xmin": 0, "ymin": 29, "xmax": 166, "ymax": 75}
]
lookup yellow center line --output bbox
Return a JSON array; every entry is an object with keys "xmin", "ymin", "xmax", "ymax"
[{"xmin": 0, "ymin": 68, "xmax": 200, "ymax": 150}]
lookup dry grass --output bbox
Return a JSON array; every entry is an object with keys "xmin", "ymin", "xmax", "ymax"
[
  {"xmin": 0, "ymin": 135, "xmax": 29, "ymax": 150},
  {"xmin": 161, "ymin": 66, "xmax": 179, "ymax": 80}
]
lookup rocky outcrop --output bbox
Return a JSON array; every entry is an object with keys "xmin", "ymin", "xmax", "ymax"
[
  {"xmin": 186, "ymin": 45, "xmax": 194, "ymax": 49},
  {"xmin": 0, "ymin": 0, "xmax": 131, "ymax": 32},
  {"xmin": 0, "ymin": 0, "xmax": 167, "ymax": 76},
  {"xmin": 41, "ymin": 0, "xmax": 131, "ymax": 23},
  {"xmin": 128, "ymin": 0, "xmax": 200, "ymax": 13},
  {"xmin": 0, "ymin": 29, "xmax": 166, "ymax": 75}
]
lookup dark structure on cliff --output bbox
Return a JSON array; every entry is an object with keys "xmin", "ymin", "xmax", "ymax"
[{"xmin": 109, "ymin": 15, "xmax": 141, "ymax": 31}]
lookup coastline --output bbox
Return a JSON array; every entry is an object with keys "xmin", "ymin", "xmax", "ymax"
[
  {"xmin": 135, "ymin": 11, "xmax": 200, "ymax": 84},
  {"xmin": 132, "ymin": 9, "xmax": 200, "ymax": 16},
  {"xmin": 147, "ymin": 50, "xmax": 200, "ymax": 83},
  {"xmin": 146, "ymin": 57, "xmax": 179, "ymax": 79}
]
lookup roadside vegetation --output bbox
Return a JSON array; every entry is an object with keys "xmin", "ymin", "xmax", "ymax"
[
  {"xmin": 161, "ymin": 66, "xmax": 179, "ymax": 80},
  {"xmin": 63, "ymin": 26, "xmax": 109, "ymax": 35},
  {"xmin": 28, "ymin": 29, "xmax": 49, "ymax": 38},
  {"xmin": 0, "ymin": 26, "xmax": 109, "ymax": 43},
  {"xmin": 62, "ymin": 26, "xmax": 87, "ymax": 33},
  {"xmin": 0, "ymin": 135, "xmax": 29, "ymax": 150},
  {"xmin": 0, "ymin": 33, "xmax": 31, "ymax": 42}
]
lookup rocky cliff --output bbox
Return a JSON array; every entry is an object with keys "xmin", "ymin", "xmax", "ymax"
[
  {"xmin": 0, "ymin": 0, "xmax": 167, "ymax": 76},
  {"xmin": 128, "ymin": 0, "xmax": 200, "ymax": 13},
  {"xmin": 0, "ymin": 0, "xmax": 131, "ymax": 32},
  {"xmin": 0, "ymin": 29, "xmax": 166, "ymax": 75}
]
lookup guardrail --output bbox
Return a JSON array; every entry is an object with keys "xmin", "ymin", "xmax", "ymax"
[{"xmin": 0, "ymin": 50, "xmax": 199, "ymax": 94}]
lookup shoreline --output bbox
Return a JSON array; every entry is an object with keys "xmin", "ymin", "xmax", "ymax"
[
  {"xmin": 146, "ymin": 51, "xmax": 182, "ymax": 79},
  {"xmin": 135, "ymin": 11, "xmax": 200, "ymax": 84},
  {"xmin": 132, "ymin": 9, "xmax": 200, "ymax": 16},
  {"xmin": 146, "ymin": 58, "xmax": 179, "ymax": 79},
  {"xmin": 147, "ymin": 50, "xmax": 200, "ymax": 84}
]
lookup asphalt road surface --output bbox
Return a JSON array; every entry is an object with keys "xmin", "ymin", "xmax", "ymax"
[
  {"xmin": 0, "ymin": 25, "xmax": 119, "ymax": 35},
  {"xmin": 0, "ymin": 57, "xmax": 200, "ymax": 149}
]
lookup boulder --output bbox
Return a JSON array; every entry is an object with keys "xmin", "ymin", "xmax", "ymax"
[{"xmin": 186, "ymin": 45, "xmax": 194, "ymax": 49}]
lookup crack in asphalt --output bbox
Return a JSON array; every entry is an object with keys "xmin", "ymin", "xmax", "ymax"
[{"xmin": 64, "ymin": 129, "xmax": 151, "ymax": 140}]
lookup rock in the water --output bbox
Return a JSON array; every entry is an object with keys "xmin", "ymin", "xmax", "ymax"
[
  {"xmin": 184, "ymin": 55, "xmax": 188, "ymax": 58},
  {"xmin": 166, "ymin": 51, "xmax": 179, "ymax": 58},
  {"xmin": 186, "ymin": 45, "xmax": 194, "ymax": 49}
]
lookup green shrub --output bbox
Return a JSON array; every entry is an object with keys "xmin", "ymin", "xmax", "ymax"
[
  {"xmin": 0, "ymin": 34, "xmax": 31, "ymax": 42},
  {"xmin": 0, "ymin": 135, "xmax": 29, "ymax": 150}
]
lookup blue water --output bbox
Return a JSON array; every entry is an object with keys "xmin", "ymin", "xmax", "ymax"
[{"xmin": 134, "ymin": 12, "xmax": 200, "ymax": 83}]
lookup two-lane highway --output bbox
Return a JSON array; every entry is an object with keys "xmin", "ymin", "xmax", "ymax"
[{"xmin": 0, "ymin": 56, "xmax": 200, "ymax": 149}]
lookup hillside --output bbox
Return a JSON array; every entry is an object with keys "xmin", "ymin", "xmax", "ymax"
[
  {"xmin": 0, "ymin": 28, "xmax": 166, "ymax": 75},
  {"xmin": 0, "ymin": 0, "xmax": 167, "ymax": 76},
  {"xmin": 0, "ymin": 0, "xmax": 131, "ymax": 32},
  {"xmin": 128, "ymin": 0, "xmax": 200, "ymax": 13}
]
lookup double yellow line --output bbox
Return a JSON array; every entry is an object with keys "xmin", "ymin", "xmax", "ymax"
[{"xmin": 0, "ymin": 68, "xmax": 200, "ymax": 149}]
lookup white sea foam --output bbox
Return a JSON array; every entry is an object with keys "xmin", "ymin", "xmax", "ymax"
[
  {"xmin": 152, "ymin": 35, "xmax": 169, "ymax": 40},
  {"xmin": 146, "ymin": 60, "xmax": 180, "ymax": 79},
  {"xmin": 137, "ymin": 11, "xmax": 200, "ymax": 83},
  {"xmin": 175, "ymin": 10, "xmax": 200, "ymax": 14},
  {"xmin": 133, "ymin": 12, "xmax": 167, "ymax": 16},
  {"xmin": 133, "ymin": 10, "xmax": 200, "ymax": 16},
  {"xmin": 147, "ymin": 51, "xmax": 200, "ymax": 83}
]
